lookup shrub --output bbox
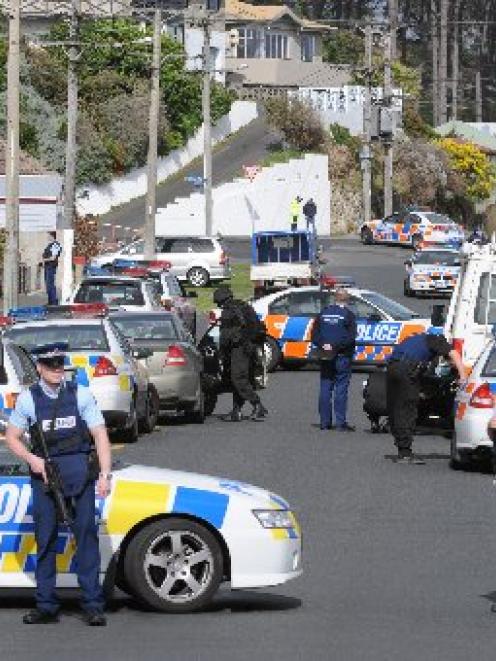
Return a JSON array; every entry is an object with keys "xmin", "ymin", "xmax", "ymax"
[{"xmin": 265, "ymin": 96, "xmax": 328, "ymax": 152}]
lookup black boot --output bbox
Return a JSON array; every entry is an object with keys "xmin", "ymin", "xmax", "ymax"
[
  {"xmin": 23, "ymin": 609, "xmax": 59, "ymax": 624},
  {"xmin": 222, "ymin": 406, "xmax": 242, "ymax": 422},
  {"xmin": 250, "ymin": 401, "xmax": 268, "ymax": 421}
]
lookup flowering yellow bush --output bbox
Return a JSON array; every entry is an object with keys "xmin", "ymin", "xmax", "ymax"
[{"xmin": 437, "ymin": 138, "xmax": 496, "ymax": 200}]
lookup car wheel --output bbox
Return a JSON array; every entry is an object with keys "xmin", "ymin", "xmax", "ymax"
[
  {"xmin": 361, "ymin": 227, "xmax": 373, "ymax": 245},
  {"xmin": 187, "ymin": 388, "xmax": 205, "ymax": 424},
  {"xmin": 122, "ymin": 398, "xmax": 139, "ymax": 443},
  {"xmin": 187, "ymin": 267, "xmax": 209, "ymax": 288},
  {"xmin": 123, "ymin": 518, "xmax": 224, "ymax": 613},
  {"xmin": 411, "ymin": 234, "xmax": 422, "ymax": 250},
  {"xmin": 204, "ymin": 391, "xmax": 218, "ymax": 416},
  {"xmin": 265, "ymin": 336, "xmax": 281, "ymax": 372},
  {"xmin": 403, "ymin": 279, "xmax": 413, "ymax": 297},
  {"xmin": 140, "ymin": 386, "xmax": 160, "ymax": 434}
]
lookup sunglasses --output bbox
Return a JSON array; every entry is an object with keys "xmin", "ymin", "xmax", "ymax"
[{"xmin": 38, "ymin": 357, "xmax": 65, "ymax": 369}]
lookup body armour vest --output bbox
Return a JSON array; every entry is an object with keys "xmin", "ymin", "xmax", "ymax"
[
  {"xmin": 390, "ymin": 333, "xmax": 432, "ymax": 363},
  {"xmin": 29, "ymin": 382, "xmax": 92, "ymax": 458}
]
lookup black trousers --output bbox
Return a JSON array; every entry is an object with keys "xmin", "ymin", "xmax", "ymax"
[
  {"xmin": 386, "ymin": 361, "xmax": 421, "ymax": 452},
  {"xmin": 230, "ymin": 345, "xmax": 259, "ymax": 408}
]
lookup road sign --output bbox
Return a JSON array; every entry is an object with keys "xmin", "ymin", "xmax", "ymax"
[
  {"xmin": 184, "ymin": 175, "xmax": 205, "ymax": 188},
  {"xmin": 243, "ymin": 165, "xmax": 262, "ymax": 182}
]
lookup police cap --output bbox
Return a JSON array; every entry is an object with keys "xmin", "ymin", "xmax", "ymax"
[
  {"xmin": 213, "ymin": 286, "xmax": 233, "ymax": 307},
  {"xmin": 31, "ymin": 342, "xmax": 68, "ymax": 368}
]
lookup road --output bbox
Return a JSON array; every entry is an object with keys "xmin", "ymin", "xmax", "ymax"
[
  {"xmin": 2, "ymin": 237, "xmax": 496, "ymax": 661},
  {"xmin": 100, "ymin": 115, "xmax": 274, "ymax": 234}
]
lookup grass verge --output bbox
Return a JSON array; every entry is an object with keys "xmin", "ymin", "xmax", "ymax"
[{"xmin": 186, "ymin": 263, "xmax": 252, "ymax": 312}]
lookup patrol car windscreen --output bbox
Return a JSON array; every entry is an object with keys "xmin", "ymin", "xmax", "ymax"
[
  {"xmin": 75, "ymin": 281, "xmax": 145, "ymax": 306},
  {"xmin": 6, "ymin": 325, "xmax": 110, "ymax": 352},
  {"xmin": 423, "ymin": 212, "xmax": 453, "ymax": 225},
  {"xmin": 413, "ymin": 251, "xmax": 460, "ymax": 265},
  {"xmin": 359, "ymin": 292, "xmax": 419, "ymax": 321},
  {"xmin": 111, "ymin": 315, "xmax": 178, "ymax": 340},
  {"xmin": 482, "ymin": 347, "xmax": 496, "ymax": 377}
]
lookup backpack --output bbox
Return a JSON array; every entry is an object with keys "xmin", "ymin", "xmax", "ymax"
[{"xmin": 233, "ymin": 300, "xmax": 266, "ymax": 345}]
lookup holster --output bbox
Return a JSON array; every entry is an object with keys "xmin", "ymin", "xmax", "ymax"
[{"xmin": 87, "ymin": 448, "xmax": 99, "ymax": 482}]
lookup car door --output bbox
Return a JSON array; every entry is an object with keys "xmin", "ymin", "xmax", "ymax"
[
  {"xmin": 400, "ymin": 213, "xmax": 422, "ymax": 245},
  {"xmin": 159, "ymin": 238, "xmax": 192, "ymax": 280},
  {"xmin": 351, "ymin": 297, "xmax": 400, "ymax": 364},
  {"xmin": 278, "ymin": 290, "xmax": 322, "ymax": 359},
  {"xmin": 374, "ymin": 215, "xmax": 396, "ymax": 243}
]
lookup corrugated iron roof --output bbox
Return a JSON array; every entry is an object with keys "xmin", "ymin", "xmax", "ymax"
[{"xmin": 225, "ymin": 0, "xmax": 331, "ymax": 30}]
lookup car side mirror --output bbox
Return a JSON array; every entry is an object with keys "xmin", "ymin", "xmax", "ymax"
[
  {"xmin": 133, "ymin": 348, "xmax": 153, "ymax": 360},
  {"xmin": 187, "ymin": 290, "xmax": 198, "ymax": 298},
  {"xmin": 431, "ymin": 304, "xmax": 445, "ymax": 327}
]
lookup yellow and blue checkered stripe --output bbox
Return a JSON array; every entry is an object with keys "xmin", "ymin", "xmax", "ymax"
[{"xmin": 65, "ymin": 353, "xmax": 132, "ymax": 391}]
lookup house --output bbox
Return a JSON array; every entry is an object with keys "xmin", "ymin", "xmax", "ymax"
[{"xmin": 223, "ymin": 0, "xmax": 351, "ymax": 97}]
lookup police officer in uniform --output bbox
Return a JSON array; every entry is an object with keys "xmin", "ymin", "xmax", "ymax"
[
  {"xmin": 42, "ymin": 231, "xmax": 62, "ymax": 305},
  {"xmin": 387, "ymin": 332, "xmax": 466, "ymax": 464},
  {"xmin": 5, "ymin": 343, "xmax": 112, "ymax": 625},
  {"xmin": 213, "ymin": 286, "xmax": 268, "ymax": 422},
  {"xmin": 311, "ymin": 288, "xmax": 357, "ymax": 431}
]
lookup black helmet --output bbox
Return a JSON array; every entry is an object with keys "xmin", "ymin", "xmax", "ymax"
[{"xmin": 213, "ymin": 286, "xmax": 233, "ymax": 307}]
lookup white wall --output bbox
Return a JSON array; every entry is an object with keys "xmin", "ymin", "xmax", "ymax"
[
  {"xmin": 155, "ymin": 154, "xmax": 330, "ymax": 237},
  {"xmin": 76, "ymin": 100, "xmax": 258, "ymax": 217}
]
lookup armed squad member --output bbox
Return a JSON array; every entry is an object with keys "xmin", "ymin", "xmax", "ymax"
[
  {"xmin": 387, "ymin": 332, "xmax": 466, "ymax": 464},
  {"xmin": 311, "ymin": 288, "xmax": 357, "ymax": 431},
  {"xmin": 4, "ymin": 343, "xmax": 112, "ymax": 626},
  {"xmin": 213, "ymin": 286, "xmax": 268, "ymax": 422}
]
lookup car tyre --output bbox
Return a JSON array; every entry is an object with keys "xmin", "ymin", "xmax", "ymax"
[
  {"xmin": 265, "ymin": 336, "xmax": 281, "ymax": 372},
  {"xmin": 187, "ymin": 267, "xmax": 210, "ymax": 288},
  {"xmin": 403, "ymin": 279, "xmax": 414, "ymax": 297},
  {"xmin": 140, "ymin": 386, "xmax": 160, "ymax": 434},
  {"xmin": 123, "ymin": 518, "xmax": 224, "ymax": 613},
  {"xmin": 122, "ymin": 398, "xmax": 139, "ymax": 443},
  {"xmin": 187, "ymin": 388, "xmax": 205, "ymax": 424},
  {"xmin": 361, "ymin": 227, "xmax": 373, "ymax": 245},
  {"xmin": 449, "ymin": 432, "xmax": 469, "ymax": 470}
]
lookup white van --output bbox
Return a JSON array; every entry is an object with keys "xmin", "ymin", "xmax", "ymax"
[
  {"xmin": 91, "ymin": 236, "xmax": 230, "ymax": 287},
  {"xmin": 443, "ymin": 241, "xmax": 496, "ymax": 369}
]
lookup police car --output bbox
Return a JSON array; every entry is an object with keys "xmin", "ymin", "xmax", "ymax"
[
  {"xmin": 451, "ymin": 337, "xmax": 496, "ymax": 469},
  {"xmin": 360, "ymin": 210, "xmax": 464, "ymax": 250},
  {"xmin": 404, "ymin": 248, "xmax": 461, "ymax": 297},
  {"xmin": 251, "ymin": 286, "xmax": 431, "ymax": 371},
  {"xmin": 4, "ymin": 305, "xmax": 158, "ymax": 442},
  {"xmin": 0, "ymin": 459, "xmax": 302, "ymax": 613},
  {"xmin": 67, "ymin": 274, "xmax": 163, "ymax": 312},
  {"xmin": 0, "ymin": 324, "xmax": 39, "ymax": 415}
]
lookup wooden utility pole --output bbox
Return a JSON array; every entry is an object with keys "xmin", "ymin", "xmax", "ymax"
[
  {"xmin": 475, "ymin": 70, "xmax": 482, "ymax": 122},
  {"xmin": 3, "ymin": 0, "xmax": 20, "ymax": 314},
  {"xmin": 202, "ymin": 18, "xmax": 213, "ymax": 237},
  {"xmin": 388, "ymin": 0, "xmax": 398, "ymax": 59},
  {"xmin": 451, "ymin": 0, "xmax": 460, "ymax": 121},
  {"xmin": 144, "ymin": 8, "xmax": 162, "ymax": 259},
  {"xmin": 431, "ymin": 0, "xmax": 439, "ymax": 126},
  {"xmin": 361, "ymin": 25, "xmax": 372, "ymax": 226},
  {"xmin": 438, "ymin": 0, "xmax": 448, "ymax": 124},
  {"xmin": 383, "ymin": 30, "xmax": 394, "ymax": 219}
]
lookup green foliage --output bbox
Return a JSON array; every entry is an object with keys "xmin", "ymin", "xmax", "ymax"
[
  {"xmin": 402, "ymin": 104, "xmax": 436, "ymax": 139},
  {"xmin": 264, "ymin": 97, "xmax": 328, "ymax": 152},
  {"xmin": 260, "ymin": 149, "xmax": 302, "ymax": 167},
  {"xmin": 0, "ymin": 39, "xmax": 7, "ymax": 93},
  {"xmin": 323, "ymin": 30, "xmax": 363, "ymax": 65}
]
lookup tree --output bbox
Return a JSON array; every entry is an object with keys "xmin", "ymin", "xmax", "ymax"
[
  {"xmin": 437, "ymin": 138, "xmax": 496, "ymax": 200},
  {"xmin": 264, "ymin": 97, "xmax": 328, "ymax": 152}
]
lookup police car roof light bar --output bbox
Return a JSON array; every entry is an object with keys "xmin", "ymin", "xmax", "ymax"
[
  {"xmin": 0, "ymin": 316, "xmax": 13, "ymax": 328},
  {"xmin": 147, "ymin": 260, "xmax": 171, "ymax": 271},
  {"xmin": 69, "ymin": 303, "xmax": 108, "ymax": 318},
  {"xmin": 8, "ymin": 306, "xmax": 47, "ymax": 322},
  {"xmin": 121, "ymin": 267, "xmax": 149, "ymax": 277}
]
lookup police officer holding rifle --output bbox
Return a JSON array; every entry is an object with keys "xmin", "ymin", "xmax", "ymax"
[{"xmin": 5, "ymin": 343, "xmax": 112, "ymax": 625}]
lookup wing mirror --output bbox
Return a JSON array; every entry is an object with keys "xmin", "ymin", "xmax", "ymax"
[{"xmin": 133, "ymin": 347, "xmax": 153, "ymax": 360}]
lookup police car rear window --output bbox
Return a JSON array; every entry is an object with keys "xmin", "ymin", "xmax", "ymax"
[
  {"xmin": 75, "ymin": 282, "xmax": 145, "ymax": 307},
  {"xmin": 6, "ymin": 325, "xmax": 110, "ymax": 353},
  {"xmin": 111, "ymin": 315, "xmax": 178, "ymax": 340}
]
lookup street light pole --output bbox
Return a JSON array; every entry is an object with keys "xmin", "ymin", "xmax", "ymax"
[
  {"xmin": 3, "ymin": 0, "xmax": 20, "ymax": 314},
  {"xmin": 361, "ymin": 25, "xmax": 373, "ymax": 226},
  {"xmin": 202, "ymin": 18, "xmax": 213, "ymax": 237},
  {"xmin": 383, "ymin": 30, "xmax": 394, "ymax": 218},
  {"xmin": 144, "ymin": 8, "xmax": 162, "ymax": 259}
]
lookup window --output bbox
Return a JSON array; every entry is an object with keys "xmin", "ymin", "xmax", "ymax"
[
  {"xmin": 475, "ymin": 273, "xmax": 496, "ymax": 325},
  {"xmin": 111, "ymin": 315, "xmax": 178, "ymax": 341},
  {"xmin": 351, "ymin": 299, "xmax": 382, "ymax": 320},
  {"xmin": 74, "ymin": 282, "xmax": 145, "ymax": 307},
  {"xmin": 483, "ymin": 347, "xmax": 496, "ymax": 377},
  {"xmin": 7, "ymin": 325, "xmax": 109, "ymax": 352},
  {"xmin": 162, "ymin": 274, "xmax": 183, "ymax": 297},
  {"xmin": 265, "ymin": 32, "xmax": 288, "ymax": 59},
  {"xmin": 413, "ymin": 251, "xmax": 460, "ymax": 266},
  {"xmin": 145, "ymin": 281, "xmax": 163, "ymax": 306},
  {"xmin": 7, "ymin": 344, "xmax": 37, "ymax": 384},
  {"xmin": 236, "ymin": 27, "xmax": 261, "ymax": 58},
  {"xmin": 190, "ymin": 238, "xmax": 215, "ymax": 253},
  {"xmin": 301, "ymin": 34, "xmax": 315, "ymax": 62},
  {"xmin": 360, "ymin": 292, "xmax": 418, "ymax": 321},
  {"xmin": 287, "ymin": 291, "xmax": 321, "ymax": 316},
  {"xmin": 269, "ymin": 295, "xmax": 290, "ymax": 314}
]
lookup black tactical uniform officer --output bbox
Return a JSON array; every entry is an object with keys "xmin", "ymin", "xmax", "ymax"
[
  {"xmin": 387, "ymin": 332, "xmax": 466, "ymax": 464},
  {"xmin": 213, "ymin": 286, "xmax": 268, "ymax": 422}
]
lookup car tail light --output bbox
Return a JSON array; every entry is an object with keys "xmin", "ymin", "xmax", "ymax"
[
  {"xmin": 452, "ymin": 338, "xmax": 464, "ymax": 358},
  {"xmin": 219, "ymin": 250, "xmax": 227, "ymax": 265},
  {"xmin": 469, "ymin": 382, "xmax": 494, "ymax": 408},
  {"xmin": 164, "ymin": 345, "xmax": 187, "ymax": 367},
  {"xmin": 93, "ymin": 356, "xmax": 117, "ymax": 377},
  {"xmin": 0, "ymin": 316, "xmax": 13, "ymax": 328},
  {"xmin": 70, "ymin": 303, "xmax": 108, "ymax": 318}
]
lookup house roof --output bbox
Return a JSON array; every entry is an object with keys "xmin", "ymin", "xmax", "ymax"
[
  {"xmin": 435, "ymin": 120, "xmax": 496, "ymax": 155},
  {"xmin": 0, "ymin": 139, "xmax": 50, "ymax": 175},
  {"xmin": 224, "ymin": 0, "xmax": 331, "ymax": 31}
]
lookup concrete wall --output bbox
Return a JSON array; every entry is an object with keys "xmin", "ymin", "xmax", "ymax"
[
  {"xmin": 76, "ymin": 100, "xmax": 258, "ymax": 217},
  {"xmin": 155, "ymin": 153, "xmax": 330, "ymax": 237}
]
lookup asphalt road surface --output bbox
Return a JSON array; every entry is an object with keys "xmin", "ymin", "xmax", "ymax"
[
  {"xmin": 3, "ymin": 237, "xmax": 496, "ymax": 661},
  {"xmin": 100, "ymin": 114, "xmax": 274, "ymax": 234}
]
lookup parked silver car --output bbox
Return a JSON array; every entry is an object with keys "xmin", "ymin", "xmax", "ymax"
[
  {"xmin": 90, "ymin": 236, "xmax": 231, "ymax": 287},
  {"xmin": 110, "ymin": 311, "xmax": 212, "ymax": 422}
]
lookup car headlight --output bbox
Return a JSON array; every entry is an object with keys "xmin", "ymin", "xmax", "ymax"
[
  {"xmin": 253, "ymin": 509, "xmax": 294, "ymax": 529},
  {"xmin": 413, "ymin": 274, "xmax": 428, "ymax": 281}
]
